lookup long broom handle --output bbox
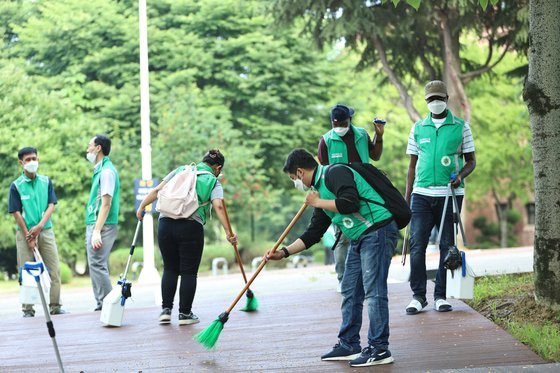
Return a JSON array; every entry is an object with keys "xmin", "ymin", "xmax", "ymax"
[
  {"xmin": 225, "ymin": 203, "xmax": 308, "ymax": 313},
  {"xmin": 221, "ymin": 200, "xmax": 248, "ymax": 284}
]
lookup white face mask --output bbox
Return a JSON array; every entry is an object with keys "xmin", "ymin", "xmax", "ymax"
[
  {"xmin": 24, "ymin": 160, "xmax": 39, "ymax": 174},
  {"xmin": 333, "ymin": 127, "xmax": 349, "ymax": 137},
  {"xmin": 293, "ymin": 177, "xmax": 309, "ymax": 192},
  {"xmin": 428, "ymin": 100, "xmax": 447, "ymax": 115},
  {"xmin": 86, "ymin": 152, "xmax": 98, "ymax": 164}
]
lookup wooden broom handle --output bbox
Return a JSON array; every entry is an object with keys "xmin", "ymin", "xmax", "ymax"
[
  {"xmin": 226, "ymin": 203, "xmax": 308, "ymax": 313},
  {"xmin": 221, "ymin": 200, "xmax": 249, "ymax": 284}
]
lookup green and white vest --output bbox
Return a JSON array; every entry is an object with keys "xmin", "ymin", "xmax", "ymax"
[
  {"xmin": 323, "ymin": 125, "xmax": 369, "ymax": 164},
  {"xmin": 313, "ymin": 165, "xmax": 392, "ymax": 240},
  {"xmin": 413, "ymin": 111, "xmax": 465, "ymax": 188}
]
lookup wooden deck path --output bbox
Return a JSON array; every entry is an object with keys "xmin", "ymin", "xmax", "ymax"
[{"xmin": 0, "ymin": 282, "xmax": 545, "ymax": 372}]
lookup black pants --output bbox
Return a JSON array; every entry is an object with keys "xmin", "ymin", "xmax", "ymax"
[{"xmin": 158, "ymin": 217, "xmax": 204, "ymax": 314}]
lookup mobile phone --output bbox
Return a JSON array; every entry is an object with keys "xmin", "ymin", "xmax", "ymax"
[{"xmin": 373, "ymin": 118, "xmax": 386, "ymax": 125}]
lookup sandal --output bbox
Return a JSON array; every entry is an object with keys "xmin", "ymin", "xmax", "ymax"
[{"xmin": 406, "ymin": 298, "xmax": 428, "ymax": 315}]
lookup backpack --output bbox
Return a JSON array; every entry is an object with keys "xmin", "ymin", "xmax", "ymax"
[
  {"xmin": 156, "ymin": 164, "xmax": 213, "ymax": 219},
  {"xmin": 332, "ymin": 163, "xmax": 411, "ymax": 229}
]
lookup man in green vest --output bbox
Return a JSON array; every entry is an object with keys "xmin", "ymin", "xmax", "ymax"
[
  {"xmin": 404, "ymin": 80, "xmax": 476, "ymax": 315},
  {"xmin": 318, "ymin": 104, "xmax": 386, "ymax": 292},
  {"xmin": 85, "ymin": 134, "xmax": 120, "ymax": 311},
  {"xmin": 9, "ymin": 147, "xmax": 66, "ymax": 317},
  {"xmin": 267, "ymin": 149, "xmax": 398, "ymax": 367}
]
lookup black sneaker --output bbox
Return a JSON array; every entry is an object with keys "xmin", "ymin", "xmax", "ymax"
[
  {"xmin": 178, "ymin": 312, "xmax": 199, "ymax": 325},
  {"xmin": 22, "ymin": 309, "xmax": 35, "ymax": 318},
  {"xmin": 50, "ymin": 308, "xmax": 68, "ymax": 315},
  {"xmin": 321, "ymin": 343, "xmax": 361, "ymax": 361},
  {"xmin": 159, "ymin": 308, "xmax": 172, "ymax": 323},
  {"xmin": 349, "ymin": 346, "xmax": 394, "ymax": 367}
]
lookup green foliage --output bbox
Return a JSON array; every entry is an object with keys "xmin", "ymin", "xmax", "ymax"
[
  {"xmin": 109, "ymin": 247, "xmax": 163, "ymax": 276},
  {"xmin": 468, "ymin": 273, "xmax": 560, "ymax": 362},
  {"xmin": 0, "ymin": 0, "xmax": 336, "ymax": 262},
  {"xmin": 506, "ymin": 321, "xmax": 560, "ymax": 361},
  {"xmin": 200, "ymin": 243, "xmax": 235, "ymax": 271},
  {"xmin": 507, "ymin": 208, "xmax": 522, "ymax": 224},
  {"xmin": 0, "ymin": 63, "xmax": 92, "ymax": 260},
  {"xmin": 472, "ymin": 214, "xmax": 520, "ymax": 249},
  {"xmin": 470, "ymin": 273, "xmax": 533, "ymax": 307},
  {"xmin": 59, "ymin": 262, "xmax": 72, "ymax": 284}
]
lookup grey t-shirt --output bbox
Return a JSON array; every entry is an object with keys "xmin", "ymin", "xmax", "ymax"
[{"xmin": 159, "ymin": 167, "xmax": 223, "ymax": 224}]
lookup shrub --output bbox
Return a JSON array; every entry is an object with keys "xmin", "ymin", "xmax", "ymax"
[
  {"xmin": 108, "ymin": 247, "xmax": 163, "ymax": 279},
  {"xmin": 200, "ymin": 243, "xmax": 235, "ymax": 271},
  {"xmin": 59, "ymin": 262, "xmax": 72, "ymax": 284}
]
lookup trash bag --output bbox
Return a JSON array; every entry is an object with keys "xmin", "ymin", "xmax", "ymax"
[{"xmin": 443, "ymin": 245, "xmax": 462, "ymax": 271}]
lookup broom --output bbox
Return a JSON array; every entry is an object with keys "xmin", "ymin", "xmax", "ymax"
[
  {"xmin": 194, "ymin": 202, "xmax": 308, "ymax": 349},
  {"xmin": 221, "ymin": 199, "xmax": 258, "ymax": 312}
]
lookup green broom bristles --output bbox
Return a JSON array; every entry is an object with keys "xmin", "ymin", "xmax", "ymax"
[
  {"xmin": 240, "ymin": 289, "xmax": 258, "ymax": 312},
  {"xmin": 193, "ymin": 312, "xmax": 228, "ymax": 349}
]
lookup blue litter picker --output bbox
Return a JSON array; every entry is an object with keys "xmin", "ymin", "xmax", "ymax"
[
  {"xmin": 22, "ymin": 261, "xmax": 65, "ymax": 372},
  {"xmin": 100, "ymin": 218, "xmax": 142, "ymax": 326}
]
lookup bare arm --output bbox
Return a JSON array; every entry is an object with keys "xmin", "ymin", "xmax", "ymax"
[
  {"xmin": 451, "ymin": 152, "xmax": 476, "ymax": 188},
  {"xmin": 405, "ymin": 155, "xmax": 418, "ymax": 206},
  {"xmin": 136, "ymin": 180, "xmax": 167, "ymax": 219},
  {"xmin": 266, "ymin": 238, "xmax": 307, "ymax": 261},
  {"xmin": 369, "ymin": 123, "xmax": 385, "ymax": 161},
  {"xmin": 211, "ymin": 199, "xmax": 237, "ymax": 245},
  {"xmin": 94, "ymin": 195, "xmax": 113, "ymax": 231}
]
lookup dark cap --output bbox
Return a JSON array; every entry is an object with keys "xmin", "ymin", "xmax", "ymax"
[
  {"xmin": 330, "ymin": 104, "xmax": 354, "ymax": 122},
  {"xmin": 424, "ymin": 80, "xmax": 448, "ymax": 99}
]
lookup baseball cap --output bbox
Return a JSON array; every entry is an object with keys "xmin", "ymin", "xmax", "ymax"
[
  {"xmin": 424, "ymin": 80, "xmax": 448, "ymax": 99},
  {"xmin": 330, "ymin": 104, "xmax": 355, "ymax": 122}
]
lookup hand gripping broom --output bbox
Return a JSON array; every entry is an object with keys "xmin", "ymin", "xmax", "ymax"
[
  {"xmin": 194, "ymin": 203, "xmax": 308, "ymax": 349},
  {"xmin": 221, "ymin": 200, "xmax": 258, "ymax": 312}
]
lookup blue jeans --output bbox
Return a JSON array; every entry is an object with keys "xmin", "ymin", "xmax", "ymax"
[
  {"xmin": 409, "ymin": 193, "xmax": 463, "ymax": 301},
  {"xmin": 338, "ymin": 221, "xmax": 398, "ymax": 351}
]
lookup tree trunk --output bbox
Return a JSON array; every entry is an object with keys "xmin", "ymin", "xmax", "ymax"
[
  {"xmin": 438, "ymin": 10, "xmax": 472, "ymax": 121},
  {"xmin": 524, "ymin": 0, "xmax": 560, "ymax": 309},
  {"xmin": 492, "ymin": 189, "xmax": 509, "ymax": 248}
]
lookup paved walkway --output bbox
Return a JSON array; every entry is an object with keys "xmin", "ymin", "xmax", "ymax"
[{"xmin": 0, "ymin": 246, "xmax": 552, "ymax": 372}]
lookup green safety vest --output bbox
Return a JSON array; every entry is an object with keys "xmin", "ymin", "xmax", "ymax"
[
  {"xmin": 313, "ymin": 165, "xmax": 392, "ymax": 240},
  {"xmin": 172, "ymin": 162, "xmax": 218, "ymax": 225},
  {"xmin": 413, "ymin": 111, "xmax": 465, "ymax": 188},
  {"xmin": 85, "ymin": 156, "xmax": 120, "ymax": 225},
  {"xmin": 323, "ymin": 125, "xmax": 369, "ymax": 164},
  {"xmin": 13, "ymin": 173, "xmax": 53, "ymax": 230}
]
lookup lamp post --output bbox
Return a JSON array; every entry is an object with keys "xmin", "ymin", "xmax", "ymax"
[{"xmin": 137, "ymin": 0, "xmax": 160, "ymax": 286}]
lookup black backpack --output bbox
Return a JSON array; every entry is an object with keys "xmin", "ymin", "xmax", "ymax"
[{"xmin": 330, "ymin": 163, "xmax": 411, "ymax": 230}]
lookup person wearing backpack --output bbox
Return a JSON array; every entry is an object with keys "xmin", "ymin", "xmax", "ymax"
[
  {"xmin": 136, "ymin": 149, "xmax": 237, "ymax": 325},
  {"xmin": 404, "ymin": 80, "xmax": 476, "ymax": 315},
  {"xmin": 266, "ymin": 148, "xmax": 398, "ymax": 368},
  {"xmin": 318, "ymin": 104, "xmax": 386, "ymax": 292}
]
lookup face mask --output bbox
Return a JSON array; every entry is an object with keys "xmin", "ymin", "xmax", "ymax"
[
  {"xmin": 428, "ymin": 100, "xmax": 447, "ymax": 115},
  {"xmin": 24, "ymin": 161, "xmax": 39, "ymax": 174},
  {"xmin": 293, "ymin": 178, "xmax": 309, "ymax": 192},
  {"xmin": 86, "ymin": 152, "xmax": 97, "ymax": 164},
  {"xmin": 333, "ymin": 127, "xmax": 349, "ymax": 137}
]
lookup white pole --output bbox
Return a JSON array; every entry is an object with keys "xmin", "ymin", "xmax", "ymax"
[{"xmin": 137, "ymin": 0, "xmax": 160, "ymax": 288}]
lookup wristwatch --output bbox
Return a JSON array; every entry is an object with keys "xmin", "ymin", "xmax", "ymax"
[{"xmin": 280, "ymin": 247, "xmax": 290, "ymax": 258}]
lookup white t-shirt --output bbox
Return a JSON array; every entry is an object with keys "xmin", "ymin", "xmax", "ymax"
[{"xmin": 406, "ymin": 120, "xmax": 475, "ymax": 197}]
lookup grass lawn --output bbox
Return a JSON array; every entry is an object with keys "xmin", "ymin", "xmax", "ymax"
[{"xmin": 467, "ymin": 273, "xmax": 560, "ymax": 362}]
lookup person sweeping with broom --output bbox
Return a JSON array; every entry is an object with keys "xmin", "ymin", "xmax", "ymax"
[
  {"xmin": 266, "ymin": 149, "xmax": 399, "ymax": 367},
  {"xmin": 136, "ymin": 149, "xmax": 237, "ymax": 325}
]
